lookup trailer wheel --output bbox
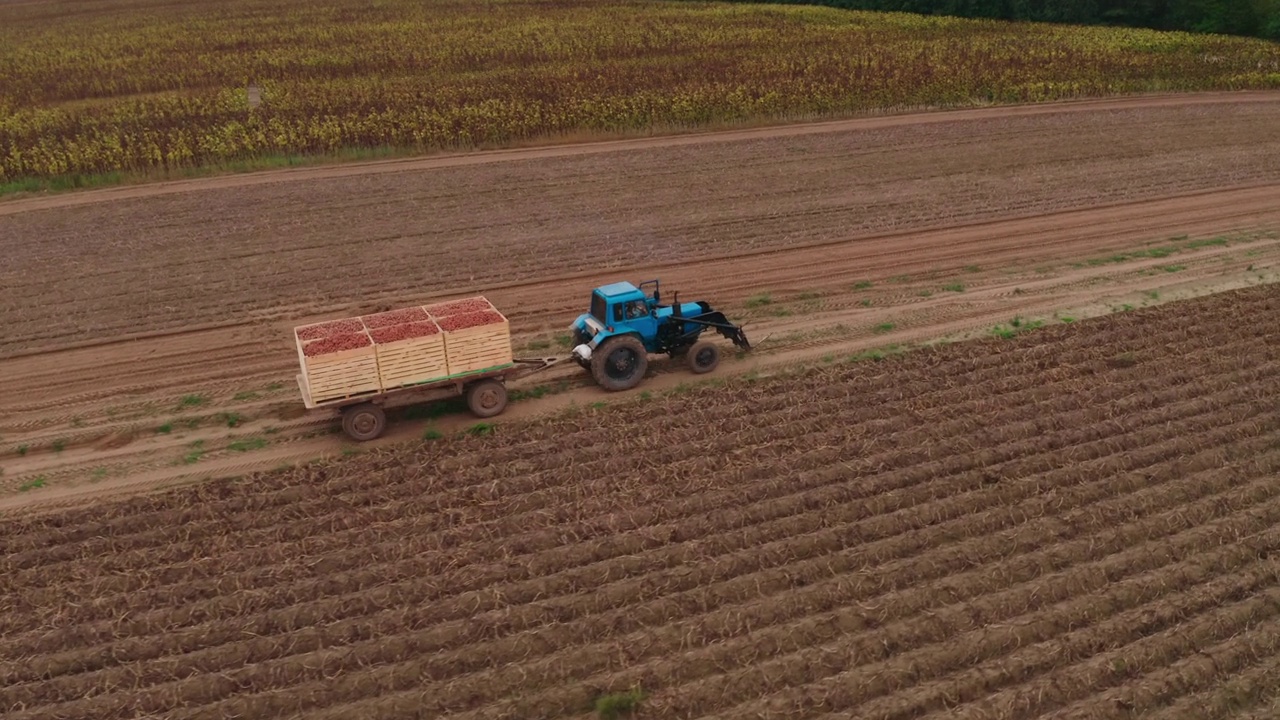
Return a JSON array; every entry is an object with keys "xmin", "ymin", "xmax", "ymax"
[
  {"xmin": 592, "ymin": 335, "xmax": 648, "ymax": 391},
  {"xmin": 466, "ymin": 379, "xmax": 509, "ymax": 418},
  {"xmin": 688, "ymin": 341, "xmax": 720, "ymax": 374},
  {"xmin": 341, "ymin": 403, "xmax": 386, "ymax": 442}
]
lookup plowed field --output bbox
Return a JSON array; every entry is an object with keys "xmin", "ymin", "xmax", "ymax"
[
  {"xmin": 2, "ymin": 92, "xmax": 1279, "ymax": 503},
  {"xmin": 4, "ymin": 283, "xmax": 1279, "ymax": 719}
]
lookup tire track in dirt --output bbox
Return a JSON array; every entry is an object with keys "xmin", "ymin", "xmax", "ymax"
[{"xmin": 3, "ymin": 189, "xmax": 1278, "ymax": 503}]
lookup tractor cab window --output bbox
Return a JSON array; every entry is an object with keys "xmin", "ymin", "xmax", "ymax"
[
  {"xmin": 615, "ymin": 300, "xmax": 648, "ymax": 322},
  {"xmin": 591, "ymin": 293, "xmax": 607, "ymax": 322}
]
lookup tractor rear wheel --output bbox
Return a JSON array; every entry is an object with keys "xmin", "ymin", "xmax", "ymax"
[
  {"xmin": 341, "ymin": 402, "xmax": 386, "ymax": 442},
  {"xmin": 687, "ymin": 340, "xmax": 720, "ymax": 374},
  {"xmin": 592, "ymin": 335, "xmax": 648, "ymax": 391},
  {"xmin": 466, "ymin": 378, "xmax": 508, "ymax": 418}
]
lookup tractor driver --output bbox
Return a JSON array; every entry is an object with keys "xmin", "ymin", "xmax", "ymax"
[{"xmin": 626, "ymin": 300, "xmax": 648, "ymax": 319}]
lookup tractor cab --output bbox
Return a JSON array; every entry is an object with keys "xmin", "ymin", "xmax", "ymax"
[{"xmin": 573, "ymin": 280, "xmax": 662, "ymax": 351}]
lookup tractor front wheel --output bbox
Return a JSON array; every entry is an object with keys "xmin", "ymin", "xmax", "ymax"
[
  {"xmin": 687, "ymin": 340, "xmax": 720, "ymax": 374},
  {"xmin": 466, "ymin": 378, "xmax": 509, "ymax": 418},
  {"xmin": 341, "ymin": 402, "xmax": 387, "ymax": 442},
  {"xmin": 592, "ymin": 335, "xmax": 649, "ymax": 391}
]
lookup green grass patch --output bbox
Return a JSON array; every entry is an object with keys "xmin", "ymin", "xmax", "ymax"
[
  {"xmin": 422, "ymin": 427, "xmax": 444, "ymax": 440},
  {"xmin": 872, "ymin": 322, "xmax": 895, "ymax": 334},
  {"xmin": 941, "ymin": 282, "xmax": 965, "ymax": 293},
  {"xmin": 851, "ymin": 280, "xmax": 873, "ymax": 290},
  {"xmin": 465, "ymin": 422, "xmax": 495, "ymax": 436},
  {"xmin": 991, "ymin": 316, "xmax": 1045, "ymax": 339},
  {"xmin": 745, "ymin": 293, "xmax": 773, "ymax": 308},
  {"xmin": 178, "ymin": 394, "xmax": 208, "ymax": 408},
  {"xmin": 181, "ymin": 440, "xmax": 205, "ymax": 464},
  {"xmin": 233, "ymin": 391, "xmax": 260, "ymax": 401},
  {"xmin": 847, "ymin": 344, "xmax": 905, "ymax": 363},
  {"xmin": 594, "ymin": 688, "xmax": 645, "ymax": 720},
  {"xmin": 1186, "ymin": 237, "xmax": 1229, "ymax": 249},
  {"xmin": 228, "ymin": 437, "xmax": 268, "ymax": 452},
  {"xmin": 19, "ymin": 476, "xmax": 47, "ymax": 492}
]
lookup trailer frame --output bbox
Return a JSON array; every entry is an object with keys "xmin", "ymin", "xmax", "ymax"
[{"xmin": 297, "ymin": 356, "xmax": 568, "ymax": 441}]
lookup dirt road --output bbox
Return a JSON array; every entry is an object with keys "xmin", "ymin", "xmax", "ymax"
[{"xmin": 1, "ymin": 91, "xmax": 1278, "ymax": 506}]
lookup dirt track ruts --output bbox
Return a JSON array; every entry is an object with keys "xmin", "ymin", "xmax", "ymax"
[{"xmin": 1, "ymin": 90, "xmax": 1279, "ymax": 506}]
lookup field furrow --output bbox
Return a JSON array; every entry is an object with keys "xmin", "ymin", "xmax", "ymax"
[
  {"xmin": 12, "ymin": 434, "xmax": 1277, "ymax": 712},
  {"xmin": 428, "ymin": 460, "xmax": 1280, "ymax": 720},
  {"xmin": 1142, "ymin": 652, "xmax": 1280, "ymax": 720},
  {"xmin": 9, "ymin": 344, "xmax": 1270, "ymax": 640},
  {"xmin": 6, "ymin": 375, "xmax": 1272, "ymax": 683},
  {"xmin": 703, "ymin": 520, "xmax": 1280, "ymax": 719}
]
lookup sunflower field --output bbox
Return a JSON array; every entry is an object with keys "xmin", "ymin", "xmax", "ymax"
[{"xmin": 2, "ymin": 0, "xmax": 1278, "ymax": 186}]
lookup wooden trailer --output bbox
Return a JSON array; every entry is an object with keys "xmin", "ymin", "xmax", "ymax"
[{"xmin": 293, "ymin": 296, "xmax": 565, "ymax": 441}]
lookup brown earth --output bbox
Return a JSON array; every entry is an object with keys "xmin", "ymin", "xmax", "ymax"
[
  {"xmin": 2, "ymin": 283, "xmax": 1278, "ymax": 719},
  {"xmin": 0, "ymin": 91, "xmax": 1279, "ymax": 507}
]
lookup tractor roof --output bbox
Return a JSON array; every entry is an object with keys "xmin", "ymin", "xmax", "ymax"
[{"xmin": 595, "ymin": 281, "xmax": 641, "ymax": 298}]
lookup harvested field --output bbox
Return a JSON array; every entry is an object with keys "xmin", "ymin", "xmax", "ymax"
[
  {"xmin": 3, "ymin": 284, "xmax": 1280, "ymax": 719},
  {"xmin": 2, "ymin": 93, "xmax": 1279, "ymax": 353}
]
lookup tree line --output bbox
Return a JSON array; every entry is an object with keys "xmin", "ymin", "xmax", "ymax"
[{"xmin": 714, "ymin": 0, "xmax": 1280, "ymax": 40}]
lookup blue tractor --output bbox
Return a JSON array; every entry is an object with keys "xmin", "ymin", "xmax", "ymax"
[{"xmin": 569, "ymin": 279, "xmax": 752, "ymax": 391}]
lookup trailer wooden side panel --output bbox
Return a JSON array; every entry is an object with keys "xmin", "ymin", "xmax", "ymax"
[
  {"xmin": 298, "ymin": 341, "xmax": 381, "ymax": 403},
  {"xmin": 443, "ymin": 318, "xmax": 514, "ymax": 376},
  {"xmin": 375, "ymin": 334, "xmax": 449, "ymax": 389}
]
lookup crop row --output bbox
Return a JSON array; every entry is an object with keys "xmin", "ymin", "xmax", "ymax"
[
  {"xmin": 3, "ymin": 315, "xmax": 1274, "ymax": 639},
  {"xmin": 4, "ymin": 0, "xmax": 1280, "ymax": 181},
  {"xmin": 9, "ymin": 413, "xmax": 1276, "ymax": 703},
  {"xmin": 5, "ymin": 287, "xmax": 1264, "ymax": 560},
  {"xmin": 7, "ymin": 341, "xmax": 1275, "ymax": 655},
  {"xmin": 17, "ymin": 437, "xmax": 1277, "ymax": 720},
  {"xmin": 3, "ymin": 325, "xmax": 1238, "ymax": 600},
  {"xmin": 6, "ymin": 401, "xmax": 1278, "ymax": 715}
]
